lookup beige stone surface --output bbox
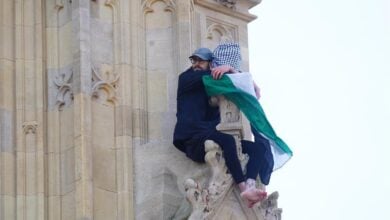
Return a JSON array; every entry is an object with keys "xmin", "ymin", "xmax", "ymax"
[
  {"xmin": 0, "ymin": 61, "xmax": 15, "ymax": 110},
  {"xmin": 2, "ymin": 195, "xmax": 16, "ymax": 220},
  {"xmin": 61, "ymin": 191, "xmax": 76, "ymax": 220},
  {"xmin": 0, "ymin": 0, "xmax": 275, "ymax": 219},
  {"xmin": 47, "ymin": 152, "xmax": 61, "ymax": 196},
  {"xmin": 0, "ymin": 26, "xmax": 15, "ymax": 59},
  {"xmin": 59, "ymin": 22, "xmax": 73, "ymax": 68},
  {"xmin": 61, "ymin": 147, "xmax": 76, "ymax": 195},
  {"xmin": 94, "ymin": 187, "xmax": 118, "ymax": 220},
  {"xmin": 93, "ymin": 147, "xmax": 117, "ymax": 191},
  {"xmin": 47, "ymin": 195, "xmax": 61, "ymax": 220},
  {"xmin": 1, "ymin": 152, "xmax": 16, "ymax": 195}
]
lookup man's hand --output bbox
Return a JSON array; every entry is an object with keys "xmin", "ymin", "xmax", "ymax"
[{"xmin": 211, "ymin": 65, "xmax": 237, "ymax": 80}]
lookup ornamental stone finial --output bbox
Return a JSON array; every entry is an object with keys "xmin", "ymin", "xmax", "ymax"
[{"xmin": 214, "ymin": 0, "xmax": 238, "ymax": 9}]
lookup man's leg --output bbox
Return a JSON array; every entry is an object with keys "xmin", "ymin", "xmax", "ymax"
[
  {"xmin": 241, "ymin": 140, "xmax": 268, "ymax": 207},
  {"xmin": 208, "ymin": 132, "xmax": 265, "ymax": 208},
  {"xmin": 208, "ymin": 132, "xmax": 245, "ymax": 184},
  {"xmin": 242, "ymin": 140, "xmax": 262, "ymax": 180},
  {"xmin": 252, "ymin": 132, "xmax": 274, "ymax": 186}
]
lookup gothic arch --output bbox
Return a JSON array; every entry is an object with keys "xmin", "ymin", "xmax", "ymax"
[
  {"xmin": 206, "ymin": 23, "xmax": 234, "ymax": 41},
  {"xmin": 142, "ymin": 0, "xmax": 176, "ymax": 14}
]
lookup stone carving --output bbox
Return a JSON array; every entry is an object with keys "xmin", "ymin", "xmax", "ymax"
[
  {"xmin": 104, "ymin": 0, "xmax": 117, "ymax": 7},
  {"xmin": 22, "ymin": 121, "xmax": 38, "ymax": 134},
  {"xmin": 185, "ymin": 97, "xmax": 282, "ymax": 219},
  {"xmin": 185, "ymin": 140, "xmax": 234, "ymax": 220},
  {"xmin": 55, "ymin": 0, "xmax": 64, "ymax": 11},
  {"xmin": 142, "ymin": 0, "xmax": 176, "ymax": 14},
  {"xmin": 91, "ymin": 64, "xmax": 119, "ymax": 105},
  {"xmin": 206, "ymin": 23, "xmax": 234, "ymax": 42},
  {"xmin": 214, "ymin": 0, "xmax": 237, "ymax": 9},
  {"xmin": 205, "ymin": 19, "xmax": 238, "ymax": 50},
  {"xmin": 54, "ymin": 70, "xmax": 74, "ymax": 109},
  {"xmin": 224, "ymin": 101, "xmax": 240, "ymax": 123},
  {"xmin": 258, "ymin": 192, "xmax": 283, "ymax": 220},
  {"xmin": 65, "ymin": 0, "xmax": 96, "ymax": 4},
  {"xmin": 1, "ymin": 0, "xmax": 266, "ymax": 219}
]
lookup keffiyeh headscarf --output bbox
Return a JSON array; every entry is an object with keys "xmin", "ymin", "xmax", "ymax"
[{"xmin": 212, "ymin": 42, "xmax": 242, "ymax": 71}]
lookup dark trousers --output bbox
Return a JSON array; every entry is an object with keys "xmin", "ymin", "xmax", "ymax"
[{"xmin": 187, "ymin": 131, "xmax": 273, "ymax": 185}]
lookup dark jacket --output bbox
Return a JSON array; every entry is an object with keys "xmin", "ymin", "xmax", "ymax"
[{"xmin": 173, "ymin": 68, "xmax": 220, "ymax": 160}]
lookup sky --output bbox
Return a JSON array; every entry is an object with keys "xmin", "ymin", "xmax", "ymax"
[{"xmin": 248, "ymin": 0, "xmax": 390, "ymax": 219}]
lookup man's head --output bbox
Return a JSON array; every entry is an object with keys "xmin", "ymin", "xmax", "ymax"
[
  {"xmin": 212, "ymin": 42, "xmax": 241, "ymax": 71},
  {"xmin": 189, "ymin": 48, "xmax": 213, "ymax": 71}
]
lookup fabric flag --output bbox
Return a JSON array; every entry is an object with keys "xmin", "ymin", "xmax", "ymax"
[{"xmin": 202, "ymin": 72, "xmax": 293, "ymax": 171}]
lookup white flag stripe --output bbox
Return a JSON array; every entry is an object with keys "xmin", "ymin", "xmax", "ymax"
[{"xmin": 226, "ymin": 72, "xmax": 257, "ymax": 98}]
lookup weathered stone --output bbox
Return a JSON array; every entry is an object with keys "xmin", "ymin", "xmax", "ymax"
[
  {"xmin": 93, "ymin": 147, "xmax": 116, "ymax": 191},
  {"xmin": 0, "ymin": 0, "xmax": 272, "ymax": 219},
  {"xmin": 94, "ymin": 187, "xmax": 118, "ymax": 220},
  {"xmin": 1, "ymin": 152, "xmax": 16, "ymax": 195},
  {"xmin": 0, "ymin": 109, "xmax": 14, "ymax": 152},
  {"xmin": 47, "ymin": 196, "xmax": 61, "ymax": 219},
  {"xmin": 115, "ymin": 105, "xmax": 132, "ymax": 136},
  {"xmin": 61, "ymin": 191, "xmax": 76, "ymax": 220},
  {"xmin": 2, "ymin": 195, "xmax": 16, "ymax": 220},
  {"xmin": 61, "ymin": 147, "xmax": 76, "ymax": 195}
]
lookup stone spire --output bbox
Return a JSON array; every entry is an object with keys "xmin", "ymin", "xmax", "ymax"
[{"xmin": 0, "ymin": 0, "xmax": 282, "ymax": 219}]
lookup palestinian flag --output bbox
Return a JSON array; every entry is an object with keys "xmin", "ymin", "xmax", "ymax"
[{"xmin": 202, "ymin": 72, "xmax": 293, "ymax": 171}]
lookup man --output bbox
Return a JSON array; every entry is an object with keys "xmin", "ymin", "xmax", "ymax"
[{"xmin": 173, "ymin": 47, "xmax": 269, "ymax": 208}]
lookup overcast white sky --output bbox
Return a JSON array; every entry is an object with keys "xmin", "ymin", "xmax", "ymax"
[{"xmin": 248, "ymin": 0, "xmax": 390, "ymax": 219}]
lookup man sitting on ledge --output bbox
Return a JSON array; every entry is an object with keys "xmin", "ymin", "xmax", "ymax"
[{"xmin": 173, "ymin": 47, "xmax": 272, "ymax": 208}]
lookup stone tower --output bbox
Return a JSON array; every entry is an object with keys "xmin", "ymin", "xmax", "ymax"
[{"xmin": 0, "ymin": 0, "xmax": 281, "ymax": 219}]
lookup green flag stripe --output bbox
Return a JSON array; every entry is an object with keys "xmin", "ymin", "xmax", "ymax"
[{"xmin": 202, "ymin": 75, "xmax": 293, "ymax": 155}]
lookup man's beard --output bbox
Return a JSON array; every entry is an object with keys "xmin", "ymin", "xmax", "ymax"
[
  {"xmin": 193, "ymin": 67, "xmax": 202, "ymax": 71},
  {"xmin": 192, "ymin": 66, "xmax": 209, "ymax": 71}
]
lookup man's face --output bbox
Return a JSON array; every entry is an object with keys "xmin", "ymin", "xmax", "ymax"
[{"xmin": 190, "ymin": 56, "xmax": 210, "ymax": 71}]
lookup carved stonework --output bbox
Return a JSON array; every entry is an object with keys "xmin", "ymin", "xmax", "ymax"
[
  {"xmin": 206, "ymin": 18, "xmax": 238, "ymax": 49},
  {"xmin": 222, "ymin": 100, "xmax": 240, "ymax": 123},
  {"xmin": 22, "ymin": 121, "xmax": 38, "ymax": 134},
  {"xmin": 92, "ymin": 64, "xmax": 119, "ymax": 105},
  {"xmin": 185, "ymin": 97, "xmax": 282, "ymax": 219},
  {"xmin": 55, "ymin": 0, "xmax": 64, "ymax": 11},
  {"xmin": 142, "ymin": 0, "xmax": 176, "ymax": 14},
  {"xmin": 258, "ymin": 192, "xmax": 283, "ymax": 220},
  {"xmin": 215, "ymin": 96, "xmax": 242, "ymax": 133},
  {"xmin": 214, "ymin": 0, "xmax": 237, "ymax": 9},
  {"xmin": 206, "ymin": 23, "xmax": 234, "ymax": 42},
  {"xmin": 185, "ymin": 140, "xmax": 282, "ymax": 220},
  {"xmin": 104, "ymin": 0, "xmax": 117, "ymax": 7},
  {"xmin": 54, "ymin": 70, "xmax": 74, "ymax": 109},
  {"xmin": 185, "ymin": 140, "xmax": 234, "ymax": 220}
]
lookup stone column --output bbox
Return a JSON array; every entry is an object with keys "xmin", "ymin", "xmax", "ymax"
[
  {"xmin": 1, "ymin": 0, "xmax": 267, "ymax": 219},
  {"xmin": 13, "ymin": 0, "xmax": 45, "ymax": 219},
  {"xmin": 45, "ymin": 0, "xmax": 76, "ymax": 219},
  {"xmin": 111, "ymin": 1, "xmax": 134, "ymax": 219},
  {"xmin": 45, "ymin": 0, "xmax": 135, "ymax": 219},
  {"xmin": 0, "ymin": 0, "xmax": 16, "ymax": 219},
  {"xmin": 70, "ymin": 1, "xmax": 94, "ymax": 219}
]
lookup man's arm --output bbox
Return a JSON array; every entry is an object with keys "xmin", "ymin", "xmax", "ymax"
[
  {"xmin": 177, "ymin": 69, "xmax": 209, "ymax": 95},
  {"xmin": 210, "ymin": 65, "xmax": 237, "ymax": 79},
  {"xmin": 211, "ymin": 65, "xmax": 261, "ymax": 99}
]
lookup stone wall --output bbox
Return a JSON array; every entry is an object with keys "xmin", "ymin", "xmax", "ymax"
[{"xmin": 0, "ymin": 0, "xmax": 261, "ymax": 219}]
